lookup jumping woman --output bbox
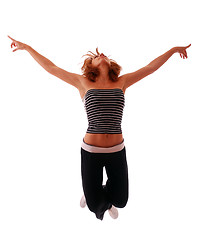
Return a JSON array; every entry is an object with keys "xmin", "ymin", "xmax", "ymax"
[{"xmin": 8, "ymin": 35, "xmax": 191, "ymax": 220}]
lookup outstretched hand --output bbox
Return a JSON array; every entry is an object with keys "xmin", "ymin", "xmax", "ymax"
[
  {"xmin": 8, "ymin": 35, "xmax": 27, "ymax": 52},
  {"xmin": 175, "ymin": 44, "xmax": 191, "ymax": 59}
]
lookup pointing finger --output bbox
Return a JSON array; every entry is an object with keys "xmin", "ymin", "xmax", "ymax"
[
  {"xmin": 8, "ymin": 35, "xmax": 14, "ymax": 40},
  {"xmin": 8, "ymin": 35, "xmax": 17, "ymax": 43}
]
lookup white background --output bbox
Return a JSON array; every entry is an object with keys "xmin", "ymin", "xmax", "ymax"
[{"xmin": 0, "ymin": 0, "xmax": 202, "ymax": 239}]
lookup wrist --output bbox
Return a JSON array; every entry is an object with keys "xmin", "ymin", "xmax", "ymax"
[
  {"xmin": 24, "ymin": 44, "xmax": 31, "ymax": 51},
  {"xmin": 171, "ymin": 47, "xmax": 178, "ymax": 54}
]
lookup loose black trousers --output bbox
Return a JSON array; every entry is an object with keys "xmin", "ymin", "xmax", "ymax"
[{"xmin": 81, "ymin": 147, "xmax": 129, "ymax": 220}]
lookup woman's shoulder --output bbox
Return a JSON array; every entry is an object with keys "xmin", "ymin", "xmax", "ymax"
[{"xmin": 78, "ymin": 76, "xmax": 126, "ymax": 99}]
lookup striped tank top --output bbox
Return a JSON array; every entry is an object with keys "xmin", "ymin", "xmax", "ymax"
[{"xmin": 82, "ymin": 88, "xmax": 125, "ymax": 134}]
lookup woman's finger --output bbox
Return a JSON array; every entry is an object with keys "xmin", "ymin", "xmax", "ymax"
[
  {"xmin": 8, "ymin": 35, "xmax": 15, "ymax": 41},
  {"xmin": 184, "ymin": 50, "xmax": 188, "ymax": 58},
  {"xmin": 11, "ymin": 42, "xmax": 16, "ymax": 48}
]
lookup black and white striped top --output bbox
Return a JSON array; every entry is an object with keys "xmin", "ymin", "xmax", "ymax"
[{"xmin": 82, "ymin": 88, "xmax": 125, "ymax": 134}]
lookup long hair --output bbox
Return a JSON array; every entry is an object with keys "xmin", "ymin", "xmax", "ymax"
[{"xmin": 81, "ymin": 48, "xmax": 122, "ymax": 82}]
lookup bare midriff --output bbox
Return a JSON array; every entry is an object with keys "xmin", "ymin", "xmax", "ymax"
[{"xmin": 84, "ymin": 133, "xmax": 124, "ymax": 148}]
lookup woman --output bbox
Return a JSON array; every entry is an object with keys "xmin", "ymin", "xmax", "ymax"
[{"xmin": 8, "ymin": 35, "xmax": 191, "ymax": 220}]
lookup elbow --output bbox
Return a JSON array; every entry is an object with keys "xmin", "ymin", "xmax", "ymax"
[
  {"xmin": 146, "ymin": 64, "xmax": 156, "ymax": 74},
  {"xmin": 47, "ymin": 65, "xmax": 57, "ymax": 74}
]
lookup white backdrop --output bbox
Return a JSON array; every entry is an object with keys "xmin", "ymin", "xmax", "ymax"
[{"xmin": 0, "ymin": 0, "xmax": 202, "ymax": 239}]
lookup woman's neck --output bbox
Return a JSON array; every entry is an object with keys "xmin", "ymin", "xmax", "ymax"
[{"xmin": 96, "ymin": 66, "xmax": 111, "ymax": 83}]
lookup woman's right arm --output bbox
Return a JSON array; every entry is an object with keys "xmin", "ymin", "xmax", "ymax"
[{"xmin": 8, "ymin": 35, "xmax": 84, "ymax": 90}]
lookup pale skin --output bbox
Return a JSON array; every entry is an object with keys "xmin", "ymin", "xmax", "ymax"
[{"xmin": 8, "ymin": 35, "xmax": 191, "ymax": 147}]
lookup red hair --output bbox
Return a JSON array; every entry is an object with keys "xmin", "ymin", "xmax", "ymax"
[{"xmin": 81, "ymin": 48, "xmax": 122, "ymax": 82}]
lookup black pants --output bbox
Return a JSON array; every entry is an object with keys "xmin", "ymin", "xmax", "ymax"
[{"xmin": 81, "ymin": 147, "xmax": 129, "ymax": 220}]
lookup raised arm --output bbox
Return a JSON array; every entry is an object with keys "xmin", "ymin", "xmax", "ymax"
[
  {"xmin": 8, "ymin": 35, "xmax": 83, "ymax": 90},
  {"xmin": 121, "ymin": 44, "xmax": 191, "ymax": 91}
]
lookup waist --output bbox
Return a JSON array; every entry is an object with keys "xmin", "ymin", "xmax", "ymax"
[
  {"xmin": 84, "ymin": 133, "xmax": 124, "ymax": 148},
  {"xmin": 82, "ymin": 138, "xmax": 125, "ymax": 153}
]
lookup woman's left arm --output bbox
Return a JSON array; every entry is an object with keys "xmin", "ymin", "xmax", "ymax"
[
  {"xmin": 148, "ymin": 44, "xmax": 191, "ymax": 72},
  {"xmin": 121, "ymin": 44, "xmax": 191, "ymax": 90}
]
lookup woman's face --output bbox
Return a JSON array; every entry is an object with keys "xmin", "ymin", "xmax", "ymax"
[{"xmin": 91, "ymin": 53, "xmax": 111, "ymax": 68}]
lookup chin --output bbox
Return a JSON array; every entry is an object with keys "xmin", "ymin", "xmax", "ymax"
[{"xmin": 100, "ymin": 58, "xmax": 110, "ymax": 66}]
